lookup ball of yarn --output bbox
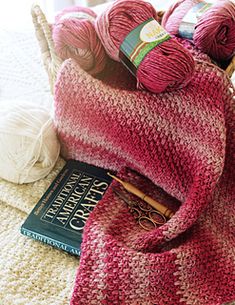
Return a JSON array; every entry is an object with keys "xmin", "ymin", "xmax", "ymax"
[
  {"xmin": 162, "ymin": 0, "xmax": 235, "ymax": 61},
  {"xmin": 95, "ymin": 0, "xmax": 195, "ymax": 93},
  {"xmin": 0, "ymin": 101, "xmax": 60, "ymax": 184},
  {"xmin": 53, "ymin": 6, "xmax": 107, "ymax": 75}
]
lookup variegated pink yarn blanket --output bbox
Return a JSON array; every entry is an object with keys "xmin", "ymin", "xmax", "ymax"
[{"xmin": 54, "ymin": 50, "xmax": 235, "ymax": 304}]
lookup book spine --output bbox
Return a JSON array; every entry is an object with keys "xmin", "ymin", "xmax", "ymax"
[{"xmin": 21, "ymin": 227, "xmax": 81, "ymax": 257}]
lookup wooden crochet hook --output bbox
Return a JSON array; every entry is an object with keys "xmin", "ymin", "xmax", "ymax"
[{"xmin": 108, "ymin": 173, "xmax": 174, "ymax": 219}]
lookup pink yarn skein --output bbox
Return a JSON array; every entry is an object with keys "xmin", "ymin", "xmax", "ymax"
[
  {"xmin": 53, "ymin": 6, "xmax": 107, "ymax": 75},
  {"xmin": 95, "ymin": 0, "xmax": 195, "ymax": 94},
  {"xmin": 162, "ymin": 0, "xmax": 235, "ymax": 61}
]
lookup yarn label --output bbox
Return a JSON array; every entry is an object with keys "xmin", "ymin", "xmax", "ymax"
[
  {"xmin": 179, "ymin": 2, "xmax": 212, "ymax": 39},
  {"xmin": 60, "ymin": 12, "xmax": 95, "ymax": 22},
  {"xmin": 119, "ymin": 18, "xmax": 171, "ymax": 76}
]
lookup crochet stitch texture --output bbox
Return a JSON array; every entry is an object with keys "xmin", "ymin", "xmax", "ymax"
[{"xmin": 54, "ymin": 55, "xmax": 235, "ymax": 304}]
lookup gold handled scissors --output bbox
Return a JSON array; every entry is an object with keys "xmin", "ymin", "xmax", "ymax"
[{"xmin": 113, "ymin": 188, "xmax": 166, "ymax": 231}]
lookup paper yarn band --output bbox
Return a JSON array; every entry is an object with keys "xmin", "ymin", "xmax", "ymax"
[
  {"xmin": 179, "ymin": 2, "xmax": 213, "ymax": 39},
  {"xmin": 119, "ymin": 18, "xmax": 171, "ymax": 76}
]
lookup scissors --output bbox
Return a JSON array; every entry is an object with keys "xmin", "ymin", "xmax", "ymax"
[{"xmin": 112, "ymin": 188, "xmax": 166, "ymax": 231}]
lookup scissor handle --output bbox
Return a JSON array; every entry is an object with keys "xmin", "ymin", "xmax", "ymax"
[
  {"xmin": 149, "ymin": 210, "xmax": 166, "ymax": 225},
  {"xmin": 131, "ymin": 207, "xmax": 142, "ymax": 220},
  {"xmin": 138, "ymin": 216, "xmax": 157, "ymax": 231}
]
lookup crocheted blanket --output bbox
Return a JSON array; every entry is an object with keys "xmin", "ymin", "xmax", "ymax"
[{"xmin": 54, "ymin": 55, "xmax": 235, "ymax": 304}]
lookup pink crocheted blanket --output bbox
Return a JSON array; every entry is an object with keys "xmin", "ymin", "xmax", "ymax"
[{"xmin": 54, "ymin": 55, "xmax": 235, "ymax": 304}]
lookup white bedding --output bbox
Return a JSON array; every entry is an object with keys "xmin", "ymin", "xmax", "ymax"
[{"xmin": 0, "ymin": 29, "xmax": 52, "ymax": 108}]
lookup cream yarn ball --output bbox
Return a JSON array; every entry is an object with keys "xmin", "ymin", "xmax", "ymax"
[{"xmin": 0, "ymin": 101, "xmax": 60, "ymax": 184}]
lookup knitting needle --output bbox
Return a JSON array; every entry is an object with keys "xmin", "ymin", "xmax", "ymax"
[{"xmin": 108, "ymin": 173, "xmax": 174, "ymax": 219}]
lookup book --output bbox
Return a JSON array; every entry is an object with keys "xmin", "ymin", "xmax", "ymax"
[{"xmin": 21, "ymin": 159, "xmax": 113, "ymax": 256}]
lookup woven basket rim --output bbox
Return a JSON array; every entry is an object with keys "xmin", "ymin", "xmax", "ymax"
[{"xmin": 31, "ymin": 4, "xmax": 62, "ymax": 94}]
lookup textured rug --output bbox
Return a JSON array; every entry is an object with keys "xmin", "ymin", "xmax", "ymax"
[
  {"xmin": 0, "ymin": 29, "xmax": 79, "ymax": 305},
  {"xmin": 0, "ymin": 162, "xmax": 78, "ymax": 305}
]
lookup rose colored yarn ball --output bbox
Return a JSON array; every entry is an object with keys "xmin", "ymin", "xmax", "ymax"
[
  {"xmin": 52, "ymin": 6, "xmax": 107, "ymax": 75},
  {"xmin": 162, "ymin": 0, "xmax": 235, "ymax": 61},
  {"xmin": 95, "ymin": 0, "xmax": 195, "ymax": 93}
]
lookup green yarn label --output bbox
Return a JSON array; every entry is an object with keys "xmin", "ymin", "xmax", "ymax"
[
  {"xmin": 119, "ymin": 18, "xmax": 171, "ymax": 76},
  {"xmin": 179, "ymin": 2, "xmax": 212, "ymax": 39},
  {"xmin": 60, "ymin": 12, "xmax": 95, "ymax": 22}
]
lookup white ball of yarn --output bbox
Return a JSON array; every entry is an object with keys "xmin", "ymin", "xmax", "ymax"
[{"xmin": 0, "ymin": 101, "xmax": 60, "ymax": 184}]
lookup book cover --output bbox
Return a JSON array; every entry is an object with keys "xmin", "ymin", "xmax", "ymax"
[{"xmin": 21, "ymin": 159, "xmax": 113, "ymax": 256}]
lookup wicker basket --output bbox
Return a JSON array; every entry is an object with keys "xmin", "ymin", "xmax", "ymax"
[
  {"xmin": 31, "ymin": 4, "xmax": 235, "ymax": 93},
  {"xmin": 31, "ymin": 5, "xmax": 62, "ymax": 93}
]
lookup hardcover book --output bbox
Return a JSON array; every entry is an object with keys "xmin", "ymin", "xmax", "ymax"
[{"xmin": 21, "ymin": 159, "xmax": 112, "ymax": 256}]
